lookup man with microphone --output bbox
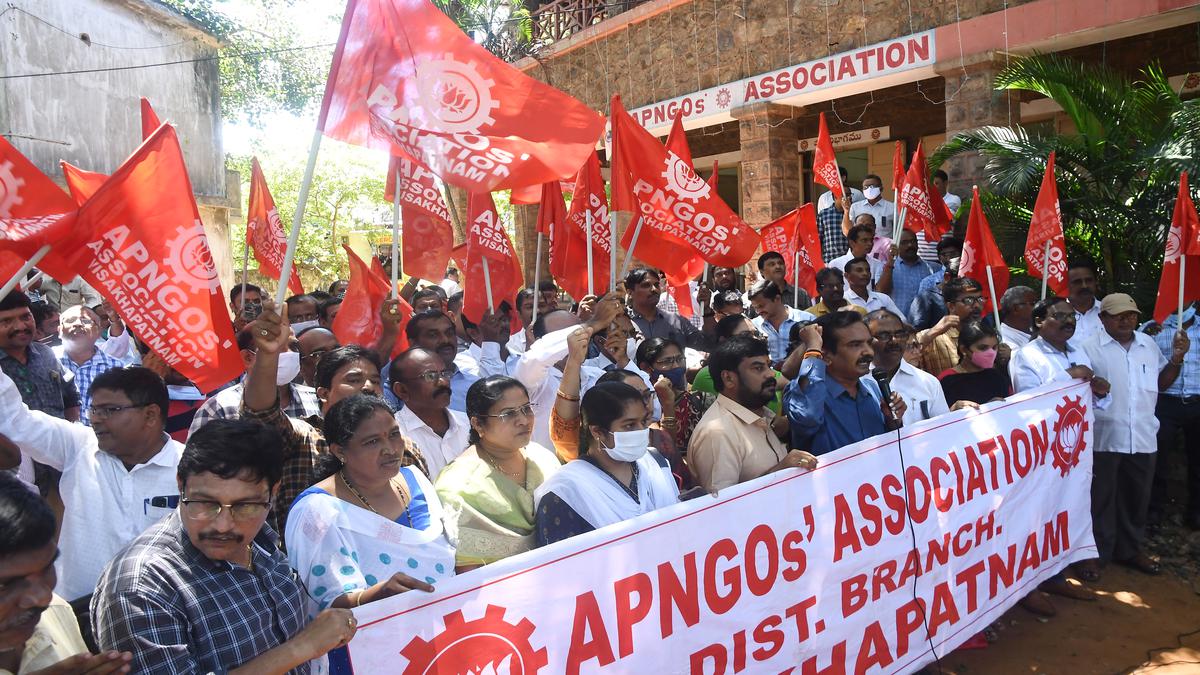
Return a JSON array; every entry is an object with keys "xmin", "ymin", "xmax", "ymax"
[{"xmin": 783, "ymin": 311, "xmax": 906, "ymax": 455}]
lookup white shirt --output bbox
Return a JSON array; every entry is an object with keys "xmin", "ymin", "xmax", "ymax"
[
  {"xmin": 817, "ymin": 187, "xmax": 864, "ymax": 211},
  {"xmin": 1082, "ymin": 331, "xmax": 1166, "ymax": 454},
  {"xmin": 506, "ymin": 329, "xmax": 528, "ymax": 357},
  {"xmin": 395, "ymin": 406, "xmax": 470, "ymax": 480},
  {"xmin": 849, "ymin": 198, "xmax": 897, "ymax": 231},
  {"xmin": 827, "ymin": 252, "xmax": 884, "ymax": 284},
  {"xmin": 883, "ymin": 358, "xmax": 950, "ymax": 426},
  {"xmin": 846, "ymin": 288, "xmax": 903, "ymax": 317},
  {"xmin": 438, "ymin": 278, "xmax": 461, "ymax": 296},
  {"xmin": 513, "ymin": 326, "xmax": 605, "ymax": 450},
  {"xmin": 0, "ymin": 371, "xmax": 182, "ymax": 601},
  {"xmin": 1069, "ymin": 301, "xmax": 1103, "ymax": 350},
  {"xmin": 943, "ymin": 192, "xmax": 962, "ymax": 216},
  {"xmin": 1009, "ymin": 337, "xmax": 1110, "ymax": 410},
  {"xmin": 999, "ymin": 323, "xmax": 1032, "ymax": 351}
]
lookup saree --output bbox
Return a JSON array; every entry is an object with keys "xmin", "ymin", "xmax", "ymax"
[{"xmin": 434, "ymin": 443, "xmax": 561, "ymax": 566}]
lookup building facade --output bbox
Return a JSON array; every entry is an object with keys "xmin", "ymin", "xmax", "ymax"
[
  {"xmin": 0, "ymin": 0, "xmax": 238, "ymax": 291},
  {"xmin": 509, "ymin": 0, "xmax": 1200, "ymax": 280}
]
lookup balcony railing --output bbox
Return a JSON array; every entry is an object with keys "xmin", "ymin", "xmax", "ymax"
[{"xmin": 531, "ymin": 0, "xmax": 642, "ymax": 44}]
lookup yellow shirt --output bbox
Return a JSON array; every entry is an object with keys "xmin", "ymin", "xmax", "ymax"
[
  {"xmin": 808, "ymin": 301, "xmax": 868, "ymax": 318},
  {"xmin": 688, "ymin": 395, "xmax": 788, "ymax": 492},
  {"xmin": 2, "ymin": 595, "xmax": 87, "ymax": 675}
]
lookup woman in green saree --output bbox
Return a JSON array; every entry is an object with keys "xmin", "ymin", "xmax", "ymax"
[{"xmin": 435, "ymin": 375, "xmax": 561, "ymax": 572}]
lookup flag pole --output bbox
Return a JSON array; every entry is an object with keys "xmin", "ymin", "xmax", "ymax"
[
  {"xmin": 1040, "ymin": 239, "xmax": 1050, "ymax": 300},
  {"xmin": 892, "ymin": 188, "xmax": 899, "ymax": 239},
  {"xmin": 532, "ymin": 232, "xmax": 543, "ymax": 326},
  {"xmin": 610, "ymin": 212, "xmax": 617, "ymax": 292},
  {"xmin": 275, "ymin": 129, "xmax": 323, "ymax": 305},
  {"xmin": 894, "ymin": 206, "xmax": 906, "ymax": 242},
  {"xmin": 619, "ymin": 216, "xmax": 644, "ymax": 279},
  {"xmin": 239, "ymin": 237, "xmax": 249, "ymax": 313},
  {"xmin": 0, "ymin": 245, "xmax": 50, "ymax": 299},
  {"xmin": 698, "ymin": 263, "xmax": 710, "ymax": 314},
  {"xmin": 585, "ymin": 208, "xmax": 595, "ymax": 297},
  {"xmin": 793, "ymin": 252, "xmax": 801, "ymax": 307},
  {"xmin": 1180, "ymin": 255, "xmax": 1187, "ymax": 325},
  {"xmin": 482, "ymin": 257, "xmax": 494, "ymax": 313},
  {"xmin": 390, "ymin": 168, "xmax": 402, "ymax": 299},
  {"xmin": 985, "ymin": 265, "xmax": 1002, "ymax": 329}
]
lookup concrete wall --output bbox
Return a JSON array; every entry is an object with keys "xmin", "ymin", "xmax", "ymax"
[{"xmin": 0, "ymin": 0, "xmax": 236, "ymax": 290}]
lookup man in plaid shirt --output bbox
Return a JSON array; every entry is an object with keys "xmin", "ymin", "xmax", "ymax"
[
  {"xmin": 53, "ymin": 305, "xmax": 124, "ymax": 425},
  {"xmin": 91, "ymin": 420, "xmax": 357, "ymax": 673}
]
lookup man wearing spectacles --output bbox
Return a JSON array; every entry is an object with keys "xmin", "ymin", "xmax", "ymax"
[
  {"xmin": 0, "ymin": 363, "xmax": 181, "ymax": 638},
  {"xmin": 92, "ymin": 420, "xmax": 357, "ymax": 673},
  {"xmin": 914, "ymin": 276, "xmax": 986, "ymax": 377},
  {"xmin": 390, "ymin": 348, "xmax": 470, "ymax": 480},
  {"xmin": 53, "ymin": 305, "xmax": 124, "ymax": 425}
]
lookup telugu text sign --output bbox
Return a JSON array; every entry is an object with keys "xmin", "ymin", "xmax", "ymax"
[{"xmin": 347, "ymin": 380, "xmax": 1096, "ymax": 675}]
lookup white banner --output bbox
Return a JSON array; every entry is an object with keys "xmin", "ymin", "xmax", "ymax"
[{"xmin": 347, "ymin": 380, "xmax": 1097, "ymax": 674}]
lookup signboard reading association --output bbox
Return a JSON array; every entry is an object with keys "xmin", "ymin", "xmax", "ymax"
[{"xmin": 629, "ymin": 31, "xmax": 935, "ymax": 133}]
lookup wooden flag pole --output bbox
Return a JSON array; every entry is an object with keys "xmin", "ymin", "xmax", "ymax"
[
  {"xmin": 619, "ymin": 216, "xmax": 644, "ymax": 280},
  {"xmin": 1040, "ymin": 239, "xmax": 1051, "ymax": 300},
  {"xmin": 482, "ymin": 257, "xmax": 494, "ymax": 313},
  {"xmin": 532, "ymin": 232, "xmax": 543, "ymax": 326},
  {"xmin": 585, "ymin": 208, "xmax": 595, "ymax": 297},
  {"xmin": 0, "ymin": 245, "xmax": 50, "ymax": 299},
  {"xmin": 390, "ymin": 168, "xmax": 402, "ymax": 299},
  {"xmin": 275, "ymin": 129, "xmax": 323, "ymax": 305},
  {"xmin": 610, "ymin": 212, "xmax": 618, "ymax": 292}
]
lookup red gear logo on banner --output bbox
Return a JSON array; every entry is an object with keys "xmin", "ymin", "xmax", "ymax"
[
  {"xmin": 1049, "ymin": 395, "xmax": 1089, "ymax": 476},
  {"xmin": 660, "ymin": 151, "xmax": 711, "ymax": 203},
  {"xmin": 400, "ymin": 605, "xmax": 548, "ymax": 674},
  {"xmin": 403, "ymin": 55, "xmax": 499, "ymax": 133},
  {"xmin": 0, "ymin": 161, "xmax": 25, "ymax": 215}
]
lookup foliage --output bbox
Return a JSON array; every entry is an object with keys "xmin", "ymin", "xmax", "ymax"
[
  {"xmin": 931, "ymin": 54, "xmax": 1200, "ymax": 309},
  {"xmin": 434, "ymin": 0, "xmax": 534, "ymax": 62},
  {"xmin": 226, "ymin": 143, "xmax": 392, "ymax": 284},
  {"xmin": 161, "ymin": 0, "xmax": 333, "ymax": 121}
]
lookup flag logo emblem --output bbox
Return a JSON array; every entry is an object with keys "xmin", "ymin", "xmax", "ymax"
[
  {"xmin": 0, "ymin": 161, "xmax": 25, "ymax": 216},
  {"xmin": 407, "ymin": 55, "xmax": 499, "ymax": 134},
  {"xmin": 399, "ymin": 604, "xmax": 547, "ymax": 674},
  {"xmin": 166, "ymin": 223, "xmax": 221, "ymax": 294},
  {"xmin": 660, "ymin": 151, "xmax": 710, "ymax": 203}
]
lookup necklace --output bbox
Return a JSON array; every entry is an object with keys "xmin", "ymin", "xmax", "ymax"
[
  {"xmin": 340, "ymin": 470, "xmax": 412, "ymax": 523},
  {"xmin": 477, "ymin": 446, "xmax": 527, "ymax": 488}
]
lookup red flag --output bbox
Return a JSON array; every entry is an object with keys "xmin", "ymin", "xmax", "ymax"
[
  {"xmin": 0, "ymin": 137, "xmax": 85, "ymax": 289},
  {"xmin": 757, "ymin": 203, "xmax": 822, "ymax": 298},
  {"xmin": 60, "ymin": 163, "xmax": 107, "ymax": 206},
  {"xmin": 141, "ymin": 98, "xmax": 163, "ymax": 140},
  {"xmin": 564, "ymin": 151, "xmax": 612, "ymax": 295},
  {"xmin": 333, "ymin": 244, "xmax": 411, "ymax": 356},
  {"xmin": 1024, "ymin": 152, "xmax": 1068, "ymax": 296},
  {"xmin": 670, "ymin": 282, "xmax": 695, "ymax": 319},
  {"xmin": 386, "ymin": 156, "xmax": 455, "ymax": 282},
  {"xmin": 610, "ymin": 96, "xmax": 756, "ymax": 277},
  {"xmin": 1153, "ymin": 172, "xmax": 1200, "ymax": 323},
  {"xmin": 463, "ymin": 192, "xmax": 524, "ymax": 322},
  {"xmin": 891, "ymin": 141, "xmax": 906, "ymax": 195},
  {"xmin": 540, "ymin": 180, "xmax": 585, "ymax": 298},
  {"xmin": 449, "ymin": 242, "xmax": 468, "ymax": 273},
  {"xmin": 813, "ymin": 112, "xmax": 843, "ymax": 201},
  {"xmin": 69, "ymin": 124, "xmax": 241, "ymax": 393},
  {"xmin": 707, "ymin": 161, "xmax": 720, "ymax": 190},
  {"xmin": 320, "ymin": 0, "xmax": 604, "ymax": 193},
  {"xmin": 960, "ymin": 186, "xmax": 1009, "ymax": 313},
  {"xmin": 247, "ymin": 158, "xmax": 304, "ymax": 296},
  {"xmin": 510, "ymin": 184, "xmax": 541, "ymax": 206},
  {"xmin": 898, "ymin": 142, "xmax": 953, "ymax": 243}
]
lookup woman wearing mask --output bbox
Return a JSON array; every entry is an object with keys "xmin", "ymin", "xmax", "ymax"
[
  {"xmin": 286, "ymin": 395, "xmax": 452, "ymax": 674},
  {"xmin": 435, "ymin": 376, "xmax": 561, "ymax": 571},
  {"xmin": 634, "ymin": 338, "xmax": 699, "ymax": 450},
  {"xmin": 534, "ymin": 382, "xmax": 679, "ymax": 546},
  {"xmin": 938, "ymin": 321, "xmax": 1012, "ymax": 404}
]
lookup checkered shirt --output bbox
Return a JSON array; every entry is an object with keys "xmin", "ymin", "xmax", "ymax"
[
  {"xmin": 91, "ymin": 512, "xmax": 311, "ymax": 674},
  {"xmin": 55, "ymin": 347, "xmax": 124, "ymax": 424},
  {"xmin": 817, "ymin": 205, "xmax": 850, "ymax": 263},
  {"xmin": 0, "ymin": 342, "xmax": 79, "ymax": 418},
  {"xmin": 188, "ymin": 382, "xmax": 322, "ymax": 438}
]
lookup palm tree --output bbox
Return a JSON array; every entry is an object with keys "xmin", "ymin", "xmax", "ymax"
[
  {"xmin": 434, "ymin": 0, "xmax": 533, "ymax": 62},
  {"xmin": 932, "ymin": 54, "xmax": 1200, "ymax": 309}
]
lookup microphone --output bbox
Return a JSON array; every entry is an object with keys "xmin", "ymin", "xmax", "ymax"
[{"xmin": 872, "ymin": 368, "xmax": 901, "ymax": 426}]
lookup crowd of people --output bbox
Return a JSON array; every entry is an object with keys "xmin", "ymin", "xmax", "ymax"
[{"xmin": 0, "ymin": 177, "xmax": 1196, "ymax": 673}]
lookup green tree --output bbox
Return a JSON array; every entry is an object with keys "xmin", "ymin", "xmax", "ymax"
[
  {"xmin": 932, "ymin": 54, "xmax": 1200, "ymax": 309},
  {"xmin": 162, "ymin": 0, "xmax": 334, "ymax": 121},
  {"xmin": 434, "ymin": 0, "xmax": 533, "ymax": 62}
]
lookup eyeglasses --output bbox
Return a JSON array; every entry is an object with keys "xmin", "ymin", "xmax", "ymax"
[
  {"xmin": 180, "ymin": 499, "xmax": 271, "ymax": 521},
  {"xmin": 1048, "ymin": 311, "xmax": 1076, "ymax": 322},
  {"xmin": 956, "ymin": 296, "xmax": 985, "ymax": 307},
  {"xmin": 302, "ymin": 349, "xmax": 329, "ymax": 362},
  {"xmin": 653, "ymin": 355, "xmax": 685, "ymax": 368},
  {"xmin": 872, "ymin": 331, "xmax": 908, "ymax": 343},
  {"xmin": 407, "ymin": 369, "xmax": 454, "ymax": 383},
  {"xmin": 480, "ymin": 404, "xmax": 534, "ymax": 422},
  {"xmin": 61, "ymin": 316, "xmax": 96, "ymax": 327},
  {"xmin": 87, "ymin": 403, "xmax": 148, "ymax": 420}
]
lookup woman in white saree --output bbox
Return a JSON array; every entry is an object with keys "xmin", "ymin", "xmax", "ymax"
[
  {"xmin": 286, "ymin": 395, "xmax": 454, "ymax": 674},
  {"xmin": 534, "ymin": 382, "xmax": 679, "ymax": 546}
]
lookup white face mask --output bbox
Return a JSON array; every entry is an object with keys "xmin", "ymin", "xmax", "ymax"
[
  {"xmin": 275, "ymin": 351, "xmax": 301, "ymax": 386},
  {"xmin": 600, "ymin": 428, "xmax": 650, "ymax": 462},
  {"xmin": 863, "ymin": 186, "xmax": 882, "ymax": 200},
  {"xmin": 291, "ymin": 319, "xmax": 319, "ymax": 333}
]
